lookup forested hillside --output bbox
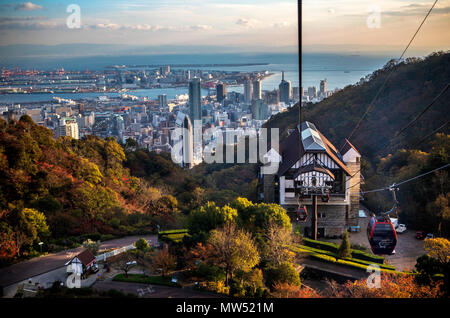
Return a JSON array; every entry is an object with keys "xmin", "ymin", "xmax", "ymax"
[
  {"xmin": 0, "ymin": 116, "xmax": 259, "ymax": 264},
  {"xmin": 265, "ymin": 52, "xmax": 450, "ymax": 235},
  {"xmin": 0, "ymin": 116, "xmax": 184, "ymax": 263}
]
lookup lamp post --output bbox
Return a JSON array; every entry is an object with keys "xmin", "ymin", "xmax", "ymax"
[{"xmin": 38, "ymin": 242, "xmax": 44, "ymax": 254}]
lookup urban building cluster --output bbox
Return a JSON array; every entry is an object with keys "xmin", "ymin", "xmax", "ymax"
[
  {"xmin": 301, "ymin": 79, "xmax": 337, "ymax": 103},
  {"xmin": 0, "ymin": 65, "xmax": 326, "ymax": 169}
]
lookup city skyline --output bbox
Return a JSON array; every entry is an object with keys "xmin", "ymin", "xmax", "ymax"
[{"xmin": 0, "ymin": 0, "xmax": 448, "ymax": 57}]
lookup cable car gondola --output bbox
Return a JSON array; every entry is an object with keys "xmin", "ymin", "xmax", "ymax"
[
  {"xmin": 297, "ymin": 205, "xmax": 308, "ymax": 222},
  {"xmin": 367, "ymin": 186, "xmax": 399, "ymax": 255}
]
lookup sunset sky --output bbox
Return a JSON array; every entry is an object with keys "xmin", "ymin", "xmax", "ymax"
[{"xmin": 0, "ymin": 0, "xmax": 448, "ymax": 55}]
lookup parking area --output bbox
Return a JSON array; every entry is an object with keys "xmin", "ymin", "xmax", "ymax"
[{"xmin": 324, "ymin": 206, "xmax": 425, "ymax": 271}]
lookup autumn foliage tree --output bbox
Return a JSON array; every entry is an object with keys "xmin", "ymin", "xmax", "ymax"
[
  {"xmin": 152, "ymin": 245, "xmax": 176, "ymax": 277},
  {"xmin": 328, "ymin": 273, "xmax": 444, "ymax": 298}
]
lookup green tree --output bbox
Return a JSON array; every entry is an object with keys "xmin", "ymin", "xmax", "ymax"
[
  {"xmin": 16, "ymin": 208, "xmax": 50, "ymax": 248},
  {"xmin": 208, "ymin": 223, "xmax": 259, "ymax": 285},
  {"xmin": 82, "ymin": 239, "xmax": 100, "ymax": 255},
  {"xmin": 187, "ymin": 202, "xmax": 237, "ymax": 236},
  {"xmin": 134, "ymin": 238, "xmax": 150, "ymax": 251}
]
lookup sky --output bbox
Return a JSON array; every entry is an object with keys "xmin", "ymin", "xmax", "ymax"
[{"xmin": 0, "ymin": 0, "xmax": 448, "ymax": 56}]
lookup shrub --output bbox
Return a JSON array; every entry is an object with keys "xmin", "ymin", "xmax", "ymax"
[
  {"xmin": 337, "ymin": 230, "xmax": 351, "ymax": 259},
  {"xmin": 196, "ymin": 263, "xmax": 226, "ymax": 282},
  {"xmin": 264, "ymin": 262, "xmax": 301, "ymax": 290},
  {"xmin": 134, "ymin": 238, "xmax": 150, "ymax": 251}
]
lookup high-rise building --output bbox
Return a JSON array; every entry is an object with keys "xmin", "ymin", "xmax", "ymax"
[
  {"xmin": 251, "ymin": 99, "xmax": 268, "ymax": 120},
  {"xmin": 189, "ymin": 77, "xmax": 202, "ymax": 122},
  {"xmin": 244, "ymin": 77, "xmax": 253, "ymax": 103},
  {"xmin": 308, "ymin": 86, "xmax": 317, "ymax": 99},
  {"xmin": 279, "ymin": 71, "xmax": 291, "ymax": 104},
  {"xmin": 320, "ymin": 79, "xmax": 327, "ymax": 95},
  {"xmin": 252, "ymin": 78, "xmax": 262, "ymax": 100},
  {"xmin": 57, "ymin": 118, "xmax": 79, "ymax": 139},
  {"xmin": 264, "ymin": 89, "xmax": 280, "ymax": 105},
  {"xmin": 160, "ymin": 65, "xmax": 171, "ymax": 76},
  {"xmin": 182, "ymin": 114, "xmax": 194, "ymax": 169},
  {"xmin": 158, "ymin": 94, "xmax": 167, "ymax": 108},
  {"xmin": 216, "ymin": 82, "xmax": 227, "ymax": 102},
  {"xmin": 292, "ymin": 87, "xmax": 300, "ymax": 101}
]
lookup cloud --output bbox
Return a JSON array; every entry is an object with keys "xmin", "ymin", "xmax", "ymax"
[
  {"xmin": 236, "ymin": 18, "xmax": 259, "ymax": 28},
  {"xmin": 87, "ymin": 23, "xmax": 212, "ymax": 32},
  {"xmin": 0, "ymin": 16, "xmax": 57, "ymax": 30},
  {"xmin": 189, "ymin": 24, "xmax": 213, "ymax": 31},
  {"xmin": 271, "ymin": 21, "xmax": 291, "ymax": 28},
  {"xmin": 382, "ymin": 4, "xmax": 450, "ymax": 17},
  {"xmin": 15, "ymin": 2, "xmax": 43, "ymax": 11}
]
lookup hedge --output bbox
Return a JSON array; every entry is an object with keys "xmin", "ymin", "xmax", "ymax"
[
  {"xmin": 290, "ymin": 244, "xmax": 395, "ymax": 271},
  {"xmin": 158, "ymin": 229, "xmax": 189, "ymax": 235},
  {"xmin": 302, "ymin": 238, "xmax": 385, "ymax": 265},
  {"xmin": 309, "ymin": 253, "xmax": 404, "ymax": 275}
]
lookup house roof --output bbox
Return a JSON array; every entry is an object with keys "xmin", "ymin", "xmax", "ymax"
[
  {"xmin": 277, "ymin": 122, "xmax": 352, "ymax": 177},
  {"xmin": 68, "ymin": 249, "xmax": 96, "ymax": 267},
  {"xmin": 341, "ymin": 139, "xmax": 360, "ymax": 156}
]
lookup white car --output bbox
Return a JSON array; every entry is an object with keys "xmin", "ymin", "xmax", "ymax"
[{"xmin": 396, "ymin": 224, "xmax": 407, "ymax": 233}]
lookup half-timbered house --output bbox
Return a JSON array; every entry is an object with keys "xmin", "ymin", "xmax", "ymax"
[{"xmin": 259, "ymin": 121, "xmax": 361, "ymax": 238}]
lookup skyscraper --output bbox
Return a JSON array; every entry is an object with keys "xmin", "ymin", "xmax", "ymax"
[
  {"xmin": 158, "ymin": 94, "xmax": 167, "ymax": 108},
  {"xmin": 292, "ymin": 87, "xmax": 300, "ymax": 101},
  {"xmin": 216, "ymin": 82, "xmax": 227, "ymax": 102},
  {"xmin": 182, "ymin": 114, "xmax": 194, "ymax": 169},
  {"xmin": 320, "ymin": 79, "xmax": 327, "ymax": 95},
  {"xmin": 252, "ymin": 78, "xmax": 262, "ymax": 100},
  {"xmin": 160, "ymin": 65, "xmax": 170, "ymax": 76},
  {"xmin": 244, "ymin": 77, "xmax": 252, "ymax": 104},
  {"xmin": 308, "ymin": 86, "xmax": 317, "ymax": 99},
  {"xmin": 251, "ymin": 99, "xmax": 268, "ymax": 120},
  {"xmin": 189, "ymin": 77, "xmax": 202, "ymax": 122},
  {"xmin": 279, "ymin": 71, "xmax": 291, "ymax": 104}
]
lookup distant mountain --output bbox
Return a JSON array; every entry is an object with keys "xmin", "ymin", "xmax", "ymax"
[
  {"xmin": 264, "ymin": 52, "xmax": 450, "ymax": 233},
  {"xmin": 265, "ymin": 51, "xmax": 450, "ymax": 159}
]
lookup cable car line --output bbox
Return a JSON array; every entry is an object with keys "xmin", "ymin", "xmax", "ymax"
[
  {"xmin": 412, "ymin": 121, "xmax": 448, "ymax": 149},
  {"xmin": 361, "ymin": 163, "xmax": 450, "ymax": 194},
  {"xmin": 340, "ymin": 0, "xmax": 439, "ymax": 152},
  {"xmin": 339, "ymin": 83, "xmax": 450, "ymax": 191},
  {"xmin": 378, "ymin": 83, "xmax": 449, "ymax": 154}
]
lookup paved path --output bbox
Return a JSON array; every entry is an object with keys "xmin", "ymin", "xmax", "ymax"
[
  {"xmin": 0, "ymin": 235, "xmax": 157, "ymax": 289},
  {"xmin": 93, "ymin": 280, "xmax": 225, "ymax": 298},
  {"xmin": 301, "ymin": 259, "xmax": 369, "ymax": 281}
]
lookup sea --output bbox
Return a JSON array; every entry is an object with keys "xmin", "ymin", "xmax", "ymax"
[{"xmin": 0, "ymin": 53, "xmax": 392, "ymax": 104}]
